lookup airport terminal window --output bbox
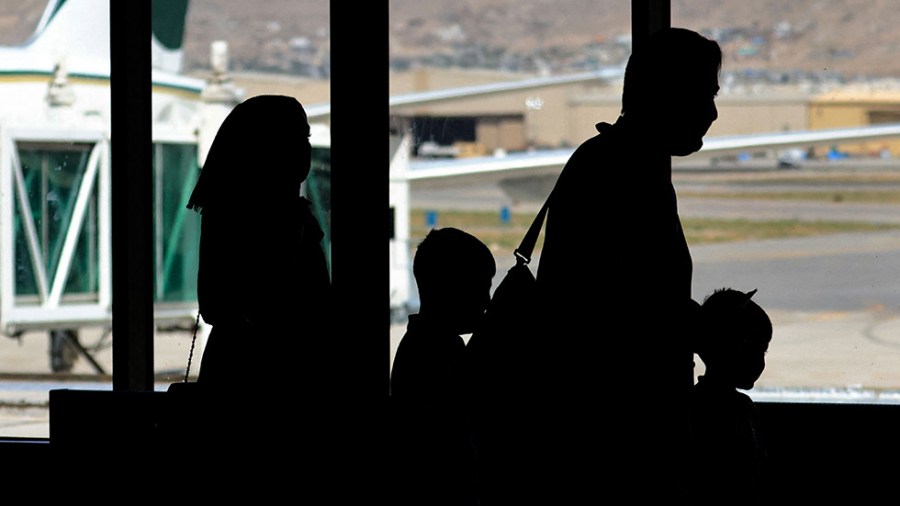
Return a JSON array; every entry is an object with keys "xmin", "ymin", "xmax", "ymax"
[
  {"xmin": 153, "ymin": 142, "xmax": 199, "ymax": 303},
  {"xmin": 388, "ymin": 1, "xmax": 633, "ymax": 352},
  {"xmin": 308, "ymin": 144, "xmax": 332, "ymax": 273},
  {"xmin": 389, "ymin": 1, "xmax": 900, "ymax": 401},
  {"xmin": 4, "ymin": 0, "xmax": 895, "ymax": 444},
  {"xmin": 0, "ymin": 1, "xmax": 111, "ymax": 437},
  {"xmin": 0, "ymin": 0, "xmax": 114, "ymax": 437},
  {"xmin": 151, "ymin": 0, "xmax": 332, "ymax": 381},
  {"xmin": 671, "ymin": 3, "xmax": 900, "ymax": 400},
  {"xmin": 0, "ymin": 0, "xmax": 335, "ymax": 438}
]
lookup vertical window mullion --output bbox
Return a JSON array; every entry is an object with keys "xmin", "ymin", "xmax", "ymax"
[{"xmin": 110, "ymin": 0, "xmax": 154, "ymax": 392}]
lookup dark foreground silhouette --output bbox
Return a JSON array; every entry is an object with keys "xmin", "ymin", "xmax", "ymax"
[
  {"xmin": 173, "ymin": 94, "xmax": 333, "ymax": 490},
  {"xmin": 691, "ymin": 288, "xmax": 773, "ymax": 506},
  {"xmin": 390, "ymin": 227, "xmax": 496, "ymax": 506},
  {"xmin": 469, "ymin": 27, "xmax": 722, "ymax": 505}
]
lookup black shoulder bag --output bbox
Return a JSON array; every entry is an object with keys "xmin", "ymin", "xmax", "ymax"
[{"xmin": 466, "ymin": 194, "xmax": 551, "ymax": 500}]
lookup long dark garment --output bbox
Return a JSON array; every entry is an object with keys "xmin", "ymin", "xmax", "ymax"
[{"xmin": 529, "ymin": 119, "xmax": 698, "ymax": 504}]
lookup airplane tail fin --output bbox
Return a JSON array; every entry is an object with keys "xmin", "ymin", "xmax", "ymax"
[
  {"xmin": 29, "ymin": 0, "xmax": 67, "ymax": 41},
  {"xmin": 22, "ymin": 0, "xmax": 190, "ymax": 75},
  {"xmin": 151, "ymin": 0, "xmax": 191, "ymax": 74}
]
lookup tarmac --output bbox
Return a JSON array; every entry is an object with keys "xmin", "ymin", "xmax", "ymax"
[
  {"xmin": 3, "ymin": 305, "xmax": 900, "ymax": 439},
  {"xmin": 0, "ymin": 325, "xmax": 201, "ymax": 439},
  {"xmin": 6, "ymin": 166, "xmax": 900, "ymax": 438},
  {"xmin": 6, "ymin": 222, "xmax": 900, "ymax": 438}
]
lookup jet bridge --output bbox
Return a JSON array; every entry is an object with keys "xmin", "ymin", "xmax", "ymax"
[{"xmin": 0, "ymin": 124, "xmax": 201, "ymax": 372}]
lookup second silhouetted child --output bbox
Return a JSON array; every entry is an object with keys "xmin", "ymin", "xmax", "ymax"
[
  {"xmin": 390, "ymin": 227, "xmax": 496, "ymax": 506},
  {"xmin": 690, "ymin": 287, "xmax": 773, "ymax": 506}
]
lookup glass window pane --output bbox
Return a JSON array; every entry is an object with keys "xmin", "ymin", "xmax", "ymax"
[
  {"xmin": 308, "ymin": 142, "xmax": 332, "ymax": 271},
  {"xmin": 389, "ymin": 2, "xmax": 900, "ymax": 399},
  {"xmin": 670, "ymin": 4, "xmax": 900, "ymax": 400},
  {"xmin": 0, "ymin": 0, "xmax": 333, "ymax": 438},
  {"xmin": 0, "ymin": 0, "xmax": 113, "ymax": 438},
  {"xmin": 154, "ymin": 143, "xmax": 200, "ymax": 304},
  {"xmin": 388, "ymin": 1, "xmax": 630, "ymax": 352},
  {"xmin": 152, "ymin": 1, "xmax": 332, "ymax": 383}
]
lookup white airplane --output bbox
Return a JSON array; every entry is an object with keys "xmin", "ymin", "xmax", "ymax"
[{"xmin": 3, "ymin": 0, "xmax": 900, "ymax": 373}]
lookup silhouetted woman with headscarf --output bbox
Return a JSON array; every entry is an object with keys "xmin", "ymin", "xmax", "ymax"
[{"xmin": 186, "ymin": 94, "xmax": 332, "ymax": 395}]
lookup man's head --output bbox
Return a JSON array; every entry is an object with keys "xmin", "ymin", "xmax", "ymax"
[
  {"xmin": 697, "ymin": 288, "xmax": 773, "ymax": 390},
  {"xmin": 621, "ymin": 27, "xmax": 722, "ymax": 156},
  {"xmin": 414, "ymin": 227, "xmax": 496, "ymax": 334}
]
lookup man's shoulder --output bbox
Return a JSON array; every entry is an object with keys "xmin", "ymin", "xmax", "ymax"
[
  {"xmin": 550, "ymin": 130, "xmax": 627, "ymax": 196},
  {"xmin": 566, "ymin": 124, "xmax": 632, "ymax": 166},
  {"xmin": 571, "ymin": 131, "xmax": 611, "ymax": 156}
]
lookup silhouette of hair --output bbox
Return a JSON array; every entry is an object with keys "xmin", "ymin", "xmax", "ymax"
[
  {"xmin": 696, "ymin": 287, "xmax": 772, "ymax": 363},
  {"xmin": 413, "ymin": 227, "xmax": 495, "ymax": 302},
  {"xmin": 621, "ymin": 27, "xmax": 722, "ymax": 116},
  {"xmin": 186, "ymin": 94, "xmax": 311, "ymax": 215}
]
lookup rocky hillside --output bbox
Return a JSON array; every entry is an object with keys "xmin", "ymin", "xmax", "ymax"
[{"xmin": 2, "ymin": 0, "xmax": 899, "ymax": 78}]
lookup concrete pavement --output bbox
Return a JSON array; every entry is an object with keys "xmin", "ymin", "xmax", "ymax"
[{"xmin": 2, "ymin": 304, "xmax": 900, "ymax": 439}]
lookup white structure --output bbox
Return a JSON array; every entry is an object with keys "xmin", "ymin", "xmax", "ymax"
[{"xmin": 0, "ymin": 1, "xmax": 238, "ymax": 371}]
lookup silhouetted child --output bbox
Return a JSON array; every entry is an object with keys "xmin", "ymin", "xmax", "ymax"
[
  {"xmin": 390, "ymin": 227, "xmax": 496, "ymax": 506},
  {"xmin": 690, "ymin": 287, "xmax": 773, "ymax": 506}
]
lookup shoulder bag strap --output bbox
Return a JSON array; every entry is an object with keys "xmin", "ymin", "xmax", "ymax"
[{"xmin": 513, "ymin": 192, "xmax": 551, "ymax": 267}]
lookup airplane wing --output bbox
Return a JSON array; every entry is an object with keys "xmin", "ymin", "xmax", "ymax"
[
  {"xmin": 388, "ymin": 67, "xmax": 624, "ymax": 109},
  {"xmin": 304, "ymin": 67, "xmax": 900, "ymax": 193},
  {"xmin": 305, "ymin": 103, "xmax": 331, "ymax": 120},
  {"xmin": 404, "ymin": 149, "xmax": 572, "ymax": 187},
  {"xmin": 403, "ymin": 122, "xmax": 900, "ymax": 189},
  {"xmin": 303, "ymin": 66, "xmax": 624, "ymax": 122},
  {"xmin": 698, "ymin": 123, "xmax": 900, "ymax": 157}
]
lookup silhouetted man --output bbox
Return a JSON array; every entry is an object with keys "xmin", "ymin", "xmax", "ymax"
[{"xmin": 532, "ymin": 27, "xmax": 721, "ymax": 504}]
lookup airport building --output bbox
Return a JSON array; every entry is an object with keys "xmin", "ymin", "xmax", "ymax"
[
  {"xmin": 234, "ymin": 67, "xmax": 900, "ymax": 163},
  {"xmin": 407, "ymin": 69, "xmax": 900, "ymax": 163},
  {"xmin": 386, "ymin": 67, "xmax": 815, "ymax": 156},
  {"xmin": 808, "ymin": 87, "xmax": 900, "ymax": 157}
]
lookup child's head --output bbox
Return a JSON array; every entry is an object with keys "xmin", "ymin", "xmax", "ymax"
[
  {"xmin": 696, "ymin": 288, "xmax": 773, "ymax": 390},
  {"xmin": 413, "ymin": 227, "xmax": 496, "ymax": 334}
]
